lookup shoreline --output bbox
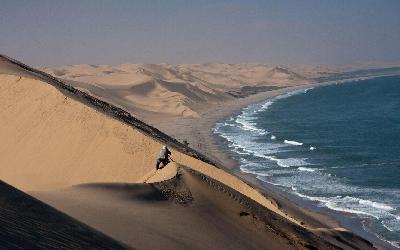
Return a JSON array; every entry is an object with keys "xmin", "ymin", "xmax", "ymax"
[
  {"xmin": 211, "ymin": 77, "xmax": 398, "ymax": 250},
  {"xmin": 154, "ymin": 76, "xmax": 399, "ymax": 250}
]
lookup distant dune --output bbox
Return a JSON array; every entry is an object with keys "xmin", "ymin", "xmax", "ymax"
[{"xmin": 42, "ymin": 63, "xmax": 310, "ymax": 119}]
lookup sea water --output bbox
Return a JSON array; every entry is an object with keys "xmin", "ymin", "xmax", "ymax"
[{"xmin": 213, "ymin": 75, "xmax": 400, "ymax": 248}]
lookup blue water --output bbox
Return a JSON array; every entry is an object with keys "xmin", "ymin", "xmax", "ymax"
[{"xmin": 213, "ymin": 75, "xmax": 400, "ymax": 248}]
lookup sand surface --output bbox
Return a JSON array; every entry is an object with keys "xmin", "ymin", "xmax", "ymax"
[
  {"xmin": 0, "ymin": 55, "xmax": 379, "ymax": 249},
  {"xmin": 41, "ymin": 63, "xmax": 311, "ymax": 120},
  {"xmin": 32, "ymin": 167, "xmax": 297, "ymax": 249},
  {"xmin": 0, "ymin": 180, "xmax": 126, "ymax": 249},
  {"xmin": 31, "ymin": 166, "xmax": 376, "ymax": 249}
]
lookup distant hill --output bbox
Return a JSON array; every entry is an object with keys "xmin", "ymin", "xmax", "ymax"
[{"xmin": 42, "ymin": 63, "xmax": 310, "ymax": 118}]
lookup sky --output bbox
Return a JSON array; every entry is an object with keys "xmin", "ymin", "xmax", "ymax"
[{"xmin": 1, "ymin": 0, "xmax": 400, "ymax": 66}]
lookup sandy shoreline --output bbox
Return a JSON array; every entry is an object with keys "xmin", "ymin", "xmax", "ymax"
[
  {"xmin": 153, "ymin": 84, "xmax": 314, "ymax": 168},
  {"xmin": 154, "ymin": 78, "xmax": 396, "ymax": 250}
]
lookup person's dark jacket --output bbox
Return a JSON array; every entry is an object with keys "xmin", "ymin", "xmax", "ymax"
[{"xmin": 159, "ymin": 147, "xmax": 171, "ymax": 160}]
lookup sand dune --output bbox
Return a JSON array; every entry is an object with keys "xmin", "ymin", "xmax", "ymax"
[
  {"xmin": 0, "ymin": 71, "xmax": 302, "ymax": 226},
  {"xmin": 31, "ymin": 167, "xmax": 337, "ymax": 249},
  {"xmin": 0, "ymin": 55, "xmax": 297, "ymax": 223},
  {"xmin": 42, "ymin": 63, "xmax": 311, "ymax": 119}
]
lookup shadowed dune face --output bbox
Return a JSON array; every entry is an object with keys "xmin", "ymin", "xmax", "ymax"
[
  {"xmin": 0, "ymin": 180, "xmax": 127, "ymax": 249},
  {"xmin": 32, "ymin": 168, "xmax": 375, "ymax": 250},
  {"xmin": 30, "ymin": 168, "xmax": 310, "ymax": 250}
]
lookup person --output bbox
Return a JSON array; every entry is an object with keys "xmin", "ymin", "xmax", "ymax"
[{"xmin": 156, "ymin": 145, "xmax": 171, "ymax": 170}]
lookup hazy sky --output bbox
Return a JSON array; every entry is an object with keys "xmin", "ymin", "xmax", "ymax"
[{"xmin": 1, "ymin": 0, "xmax": 400, "ymax": 66}]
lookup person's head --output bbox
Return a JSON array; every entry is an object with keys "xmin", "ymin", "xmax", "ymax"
[{"xmin": 162, "ymin": 145, "xmax": 167, "ymax": 150}]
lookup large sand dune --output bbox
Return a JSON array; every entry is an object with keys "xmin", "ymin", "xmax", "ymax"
[
  {"xmin": 0, "ymin": 55, "xmax": 296, "ymax": 222},
  {"xmin": 0, "ymin": 71, "xmax": 300, "ymax": 227},
  {"xmin": 0, "ymin": 55, "xmax": 298, "ymax": 223}
]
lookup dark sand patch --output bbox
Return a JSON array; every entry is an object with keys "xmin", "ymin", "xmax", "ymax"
[{"xmin": 0, "ymin": 180, "xmax": 127, "ymax": 249}]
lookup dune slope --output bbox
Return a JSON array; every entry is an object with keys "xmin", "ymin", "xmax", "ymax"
[
  {"xmin": 32, "ymin": 167, "xmax": 339, "ymax": 250},
  {"xmin": 0, "ymin": 180, "xmax": 127, "ymax": 249}
]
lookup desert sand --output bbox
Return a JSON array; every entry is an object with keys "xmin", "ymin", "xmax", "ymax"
[
  {"xmin": 0, "ymin": 180, "xmax": 126, "ymax": 249},
  {"xmin": 41, "ymin": 63, "xmax": 311, "ymax": 120},
  {"xmin": 32, "ymin": 167, "xmax": 305, "ymax": 249},
  {"xmin": 0, "ymin": 54, "xmax": 379, "ymax": 249}
]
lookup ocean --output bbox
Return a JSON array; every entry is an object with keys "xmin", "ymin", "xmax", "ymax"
[{"xmin": 213, "ymin": 75, "xmax": 400, "ymax": 248}]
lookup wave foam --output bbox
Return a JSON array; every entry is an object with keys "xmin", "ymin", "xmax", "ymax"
[
  {"xmin": 358, "ymin": 199, "xmax": 394, "ymax": 211},
  {"xmin": 240, "ymin": 166, "xmax": 271, "ymax": 177},
  {"xmin": 259, "ymin": 101, "xmax": 273, "ymax": 111},
  {"xmin": 284, "ymin": 140, "xmax": 303, "ymax": 146},
  {"xmin": 298, "ymin": 167, "xmax": 316, "ymax": 172},
  {"xmin": 292, "ymin": 193, "xmax": 398, "ymax": 230},
  {"xmin": 275, "ymin": 157, "xmax": 309, "ymax": 168},
  {"xmin": 274, "ymin": 87, "xmax": 314, "ymax": 101},
  {"xmin": 235, "ymin": 114, "xmax": 268, "ymax": 135}
]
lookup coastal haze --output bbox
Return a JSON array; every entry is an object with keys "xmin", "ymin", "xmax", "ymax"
[
  {"xmin": 1, "ymin": 1, "xmax": 400, "ymax": 65},
  {"xmin": 1, "ymin": 1, "xmax": 400, "ymax": 249}
]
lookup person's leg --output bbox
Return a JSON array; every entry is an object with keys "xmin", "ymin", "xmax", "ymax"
[
  {"xmin": 163, "ymin": 159, "xmax": 170, "ymax": 168},
  {"xmin": 156, "ymin": 159, "xmax": 161, "ymax": 170}
]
